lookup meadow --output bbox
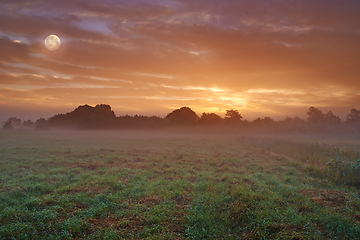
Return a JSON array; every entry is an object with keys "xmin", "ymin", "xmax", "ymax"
[{"xmin": 0, "ymin": 130, "xmax": 360, "ymax": 239}]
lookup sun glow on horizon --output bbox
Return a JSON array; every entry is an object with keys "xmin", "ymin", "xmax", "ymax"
[{"xmin": 0, "ymin": 1, "xmax": 359, "ymax": 121}]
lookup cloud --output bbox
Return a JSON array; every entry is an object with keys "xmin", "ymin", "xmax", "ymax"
[{"xmin": 0, "ymin": 37, "xmax": 30, "ymax": 63}]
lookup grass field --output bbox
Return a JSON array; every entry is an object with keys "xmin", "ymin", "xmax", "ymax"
[{"xmin": 1, "ymin": 130, "xmax": 360, "ymax": 239}]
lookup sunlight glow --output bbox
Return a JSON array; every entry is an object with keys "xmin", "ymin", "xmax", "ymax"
[
  {"xmin": 189, "ymin": 51, "xmax": 200, "ymax": 56},
  {"xmin": 246, "ymin": 88, "xmax": 304, "ymax": 95},
  {"xmin": 219, "ymin": 97, "xmax": 247, "ymax": 108},
  {"xmin": 1, "ymin": 0, "xmax": 358, "ymax": 120},
  {"xmin": 135, "ymin": 73, "xmax": 177, "ymax": 80},
  {"xmin": 184, "ymin": 86, "xmax": 226, "ymax": 93}
]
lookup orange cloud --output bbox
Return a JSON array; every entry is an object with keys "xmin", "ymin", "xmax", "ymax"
[{"xmin": 1, "ymin": 0, "xmax": 359, "ymax": 121}]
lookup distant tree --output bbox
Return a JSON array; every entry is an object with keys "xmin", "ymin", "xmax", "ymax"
[
  {"xmin": 252, "ymin": 117, "xmax": 275, "ymax": 127},
  {"xmin": 165, "ymin": 107, "xmax": 199, "ymax": 125},
  {"xmin": 283, "ymin": 116, "xmax": 292, "ymax": 124},
  {"xmin": 116, "ymin": 115, "xmax": 165, "ymax": 129},
  {"xmin": 263, "ymin": 117, "xmax": 275, "ymax": 124},
  {"xmin": 279, "ymin": 116, "xmax": 306, "ymax": 132},
  {"xmin": 23, "ymin": 120, "xmax": 35, "ymax": 128},
  {"xmin": 2, "ymin": 120, "xmax": 13, "ymax": 129},
  {"xmin": 48, "ymin": 104, "xmax": 117, "ymax": 129},
  {"xmin": 2, "ymin": 117, "xmax": 22, "ymax": 129},
  {"xmin": 346, "ymin": 109, "xmax": 360, "ymax": 123},
  {"xmin": 324, "ymin": 111, "xmax": 341, "ymax": 124},
  {"xmin": 200, "ymin": 112, "xmax": 222, "ymax": 125},
  {"xmin": 292, "ymin": 116, "xmax": 305, "ymax": 124},
  {"xmin": 35, "ymin": 118, "xmax": 48, "ymax": 130},
  {"xmin": 224, "ymin": 109, "xmax": 242, "ymax": 122},
  {"xmin": 307, "ymin": 107, "xmax": 324, "ymax": 123}
]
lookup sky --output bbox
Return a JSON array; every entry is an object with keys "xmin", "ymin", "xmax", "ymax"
[{"xmin": 1, "ymin": 0, "xmax": 360, "ymax": 121}]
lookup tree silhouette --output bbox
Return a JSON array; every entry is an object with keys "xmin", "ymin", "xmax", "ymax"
[
  {"xmin": 224, "ymin": 109, "xmax": 242, "ymax": 122},
  {"xmin": 2, "ymin": 120, "xmax": 13, "ymax": 129},
  {"xmin": 48, "ymin": 104, "xmax": 117, "ymax": 129},
  {"xmin": 307, "ymin": 107, "xmax": 324, "ymax": 123},
  {"xmin": 200, "ymin": 112, "xmax": 223, "ymax": 125},
  {"xmin": 165, "ymin": 107, "xmax": 199, "ymax": 125},
  {"xmin": 252, "ymin": 117, "xmax": 275, "ymax": 128},
  {"xmin": 23, "ymin": 120, "xmax": 34, "ymax": 128},
  {"xmin": 279, "ymin": 116, "xmax": 305, "ymax": 131},
  {"xmin": 346, "ymin": 109, "xmax": 360, "ymax": 123},
  {"xmin": 2, "ymin": 117, "xmax": 22, "ymax": 129},
  {"xmin": 35, "ymin": 118, "xmax": 48, "ymax": 130},
  {"xmin": 6, "ymin": 103, "xmax": 360, "ymax": 133},
  {"xmin": 324, "ymin": 111, "xmax": 341, "ymax": 124}
]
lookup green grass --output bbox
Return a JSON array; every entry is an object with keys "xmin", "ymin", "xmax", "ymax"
[
  {"xmin": 327, "ymin": 150, "xmax": 360, "ymax": 187},
  {"xmin": 0, "ymin": 130, "xmax": 360, "ymax": 239}
]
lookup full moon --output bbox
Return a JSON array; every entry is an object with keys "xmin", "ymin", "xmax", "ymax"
[{"xmin": 45, "ymin": 34, "xmax": 61, "ymax": 51}]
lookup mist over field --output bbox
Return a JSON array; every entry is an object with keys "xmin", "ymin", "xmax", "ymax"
[{"xmin": 1, "ymin": 129, "xmax": 360, "ymax": 239}]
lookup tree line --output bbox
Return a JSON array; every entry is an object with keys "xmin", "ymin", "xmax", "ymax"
[{"xmin": 2, "ymin": 104, "xmax": 360, "ymax": 133}]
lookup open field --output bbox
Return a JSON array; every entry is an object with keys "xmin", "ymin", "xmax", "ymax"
[{"xmin": 1, "ymin": 130, "xmax": 360, "ymax": 239}]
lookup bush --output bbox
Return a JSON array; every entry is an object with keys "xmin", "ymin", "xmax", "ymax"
[{"xmin": 327, "ymin": 150, "xmax": 360, "ymax": 187}]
